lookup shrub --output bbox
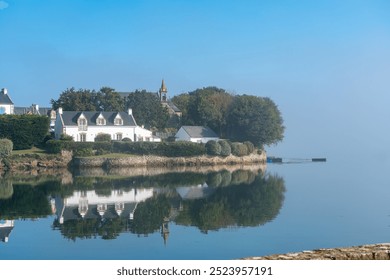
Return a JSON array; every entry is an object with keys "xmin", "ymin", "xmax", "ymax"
[
  {"xmin": 95, "ymin": 133, "xmax": 112, "ymax": 142},
  {"xmin": 244, "ymin": 141, "xmax": 255, "ymax": 154},
  {"xmin": 205, "ymin": 140, "xmax": 221, "ymax": 156},
  {"xmin": 231, "ymin": 142, "xmax": 249, "ymax": 157},
  {"xmin": 60, "ymin": 134, "xmax": 74, "ymax": 141},
  {"xmin": 218, "ymin": 140, "xmax": 231, "ymax": 157},
  {"xmin": 0, "ymin": 139, "xmax": 13, "ymax": 158},
  {"xmin": 0, "ymin": 115, "xmax": 49, "ymax": 149},
  {"xmin": 122, "ymin": 137, "xmax": 132, "ymax": 142},
  {"xmin": 73, "ymin": 147, "xmax": 94, "ymax": 157}
]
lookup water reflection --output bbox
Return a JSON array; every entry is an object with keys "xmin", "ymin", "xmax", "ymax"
[{"xmin": 0, "ymin": 166, "xmax": 285, "ymax": 243}]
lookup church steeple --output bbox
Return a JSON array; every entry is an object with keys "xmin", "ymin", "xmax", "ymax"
[{"xmin": 159, "ymin": 79, "xmax": 168, "ymax": 102}]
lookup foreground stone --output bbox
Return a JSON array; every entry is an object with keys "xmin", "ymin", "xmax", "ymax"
[{"xmin": 243, "ymin": 244, "xmax": 390, "ymax": 260}]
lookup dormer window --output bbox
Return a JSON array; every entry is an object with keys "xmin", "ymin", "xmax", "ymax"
[
  {"xmin": 78, "ymin": 116, "xmax": 88, "ymax": 131},
  {"xmin": 114, "ymin": 117, "xmax": 123, "ymax": 125},
  {"xmin": 96, "ymin": 116, "xmax": 106, "ymax": 125}
]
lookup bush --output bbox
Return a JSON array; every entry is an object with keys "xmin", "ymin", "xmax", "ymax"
[
  {"xmin": 244, "ymin": 141, "xmax": 255, "ymax": 154},
  {"xmin": 231, "ymin": 142, "xmax": 249, "ymax": 157},
  {"xmin": 122, "ymin": 137, "xmax": 132, "ymax": 142},
  {"xmin": 0, "ymin": 139, "xmax": 13, "ymax": 158},
  {"xmin": 95, "ymin": 133, "xmax": 112, "ymax": 142},
  {"xmin": 60, "ymin": 134, "xmax": 74, "ymax": 141},
  {"xmin": 0, "ymin": 115, "xmax": 49, "ymax": 149},
  {"xmin": 205, "ymin": 140, "xmax": 221, "ymax": 156},
  {"xmin": 218, "ymin": 140, "xmax": 231, "ymax": 157}
]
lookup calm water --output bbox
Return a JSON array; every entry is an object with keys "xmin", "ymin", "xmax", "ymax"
[{"xmin": 1, "ymin": 156, "xmax": 389, "ymax": 260}]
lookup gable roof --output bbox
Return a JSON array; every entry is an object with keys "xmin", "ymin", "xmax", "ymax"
[
  {"xmin": 60, "ymin": 111, "xmax": 137, "ymax": 126},
  {"xmin": 180, "ymin": 126, "xmax": 218, "ymax": 138},
  {"xmin": 0, "ymin": 91, "xmax": 13, "ymax": 105}
]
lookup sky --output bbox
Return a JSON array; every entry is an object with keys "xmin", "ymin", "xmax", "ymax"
[{"xmin": 1, "ymin": 0, "xmax": 390, "ymax": 158}]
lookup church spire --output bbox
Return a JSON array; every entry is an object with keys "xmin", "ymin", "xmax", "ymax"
[{"xmin": 159, "ymin": 79, "xmax": 168, "ymax": 102}]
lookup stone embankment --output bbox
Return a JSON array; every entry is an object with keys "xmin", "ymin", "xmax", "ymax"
[
  {"xmin": 73, "ymin": 152, "xmax": 267, "ymax": 169},
  {"xmin": 243, "ymin": 244, "xmax": 390, "ymax": 260}
]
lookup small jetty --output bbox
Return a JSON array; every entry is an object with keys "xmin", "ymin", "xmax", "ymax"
[{"xmin": 267, "ymin": 157, "xmax": 326, "ymax": 164}]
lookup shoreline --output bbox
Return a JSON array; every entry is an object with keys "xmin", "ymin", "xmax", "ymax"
[
  {"xmin": 242, "ymin": 243, "xmax": 390, "ymax": 260},
  {"xmin": 2, "ymin": 150, "xmax": 267, "ymax": 173}
]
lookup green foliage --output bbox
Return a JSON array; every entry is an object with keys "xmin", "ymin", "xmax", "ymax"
[
  {"xmin": 0, "ymin": 138, "xmax": 13, "ymax": 158},
  {"xmin": 51, "ymin": 87, "xmax": 125, "ymax": 111},
  {"xmin": 230, "ymin": 142, "xmax": 249, "ymax": 157},
  {"xmin": 94, "ymin": 133, "xmax": 112, "ymax": 142},
  {"xmin": 244, "ymin": 141, "xmax": 255, "ymax": 154},
  {"xmin": 0, "ymin": 180, "xmax": 13, "ymax": 199},
  {"xmin": 227, "ymin": 95, "xmax": 284, "ymax": 147},
  {"xmin": 173, "ymin": 87, "xmax": 234, "ymax": 137},
  {"xmin": 60, "ymin": 134, "xmax": 74, "ymax": 141},
  {"xmin": 112, "ymin": 141, "xmax": 206, "ymax": 157},
  {"xmin": 124, "ymin": 90, "xmax": 169, "ymax": 129},
  {"xmin": 218, "ymin": 140, "xmax": 231, "ymax": 157},
  {"xmin": 205, "ymin": 140, "xmax": 221, "ymax": 156},
  {"xmin": 0, "ymin": 115, "xmax": 50, "ymax": 150}
]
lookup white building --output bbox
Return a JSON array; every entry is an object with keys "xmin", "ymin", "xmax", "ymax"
[
  {"xmin": 0, "ymin": 88, "xmax": 14, "ymax": 115},
  {"xmin": 54, "ymin": 108, "xmax": 161, "ymax": 142},
  {"xmin": 175, "ymin": 126, "xmax": 219, "ymax": 143}
]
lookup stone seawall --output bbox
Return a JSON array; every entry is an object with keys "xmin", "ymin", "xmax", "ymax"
[
  {"xmin": 243, "ymin": 243, "xmax": 390, "ymax": 260},
  {"xmin": 72, "ymin": 152, "xmax": 267, "ymax": 169}
]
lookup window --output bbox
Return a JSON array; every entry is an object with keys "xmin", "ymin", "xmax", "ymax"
[
  {"xmin": 0, "ymin": 107, "xmax": 5, "ymax": 114},
  {"xmin": 97, "ymin": 117, "xmax": 106, "ymax": 125},
  {"xmin": 80, "ymin": 133, "xmax": 87, "ymax": 142},
  {"xmin": 78, "ymin": 117, "xmax": 87, "ymax": 131},
  {"xmin": 114, "ymin": 118, "xmax": 123, "ymax": 125},
  {"xmin": 116, "ymin": 133, "xmax": 123, "ymax": 141}
]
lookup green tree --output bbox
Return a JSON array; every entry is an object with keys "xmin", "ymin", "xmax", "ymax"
[
  {"xmin": 0, "ymin": 115, "xmax": 50, "ymax": 150},
  {"xmin": 96, "ymin": 87, "xmax": 125, "ymax": 111},
  {"xmin": 178, "ymin": 87, "xmax": 234, "ymax": 137},
  {"xmin": 227, "ymin": 95, "xmax": 284, "ymax": 147},
  {"xmin": 124, "ymin": 90, "xmax": 169, "ymax": 130},
  {"xmin": 51, "ymin": 87, "xmax": 98, "ymax": 111}
]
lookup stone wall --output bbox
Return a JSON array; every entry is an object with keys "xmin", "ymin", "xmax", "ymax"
[
  {"xmin": 243, "ymin": 243, "xmax": 390, "ymax": 260},
  {"xmin": 72, "ymin": 152, "xmax": 267, "ymax": 169}
]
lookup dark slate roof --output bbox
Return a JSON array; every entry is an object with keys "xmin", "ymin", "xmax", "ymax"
[
  {"xmin": 14, "ymin": 106, "xmax": 52, "ymax": 116},
  {"xmin": 167, "ymin": 100, "xmax": 181, "ymax": 112},
  {"xmin": 0, "ymin": 226, "xmax": 14, "ymax": 242},
  {"xmin": 60, "ymin": 203, "xmax": 138, "ymax": 221},
  {"xmin": 60, "ymin": 111, "xmax": 137, "ymax": 126},
  {"xmin": 0, "ymin": 92, "xmax": 13, "ymax": 105},
  {"xmin": 181, "ymin": 126, "xmax": 218, "ymax": 138}
]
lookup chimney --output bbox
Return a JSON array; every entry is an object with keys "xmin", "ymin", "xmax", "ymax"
[
  {"xmin": 58, "ymin": 107, "xmax": 63, "ymax": 115},
  {"xmin": 128, "ymin": 108, "xmax": 132, "ymax": 115},
  {"xmin": 2, "ymin": 88, "xmax": 7, "ymax": 95}
]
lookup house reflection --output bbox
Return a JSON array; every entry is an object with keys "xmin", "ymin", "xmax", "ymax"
[
  {"xmin": 53, "ymin": 188, "xmax": 155, "ymax": 224},
  {"xmin": 0, "ymin": 220, "xmax": 14, "ymax": 243}
]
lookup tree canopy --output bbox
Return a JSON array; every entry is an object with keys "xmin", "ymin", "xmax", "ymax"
[
  {"xmin": 51, "ymin": 87, "xmax": 124, "ymax": 111},
  {"xmin": 124, "ymin": 90, "xmax": 169, "ymax": 129},
  {"xmin": 172, "ymin": 88, "xmax": 284, "ymax": 147}
]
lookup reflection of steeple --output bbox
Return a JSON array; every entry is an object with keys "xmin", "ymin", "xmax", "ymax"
[
  {"xmin": 161, "ymin": 217, "xmax": 170, "ymax": 245},
  {"xmin": 0, "ymin": 220, "xmax": 15, "ymax": 243}
]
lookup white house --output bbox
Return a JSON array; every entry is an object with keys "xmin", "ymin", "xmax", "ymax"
[
  {"xmin": 175, "ymin": 126, "xmax": 219, "ymax": 143},
  {"xmin": 54, "ymin": 108, "xmax": 160, "ymax": 142},
  {"xmin": 0, "ymin": 88, "xmax": 14, "ymax": 115}
]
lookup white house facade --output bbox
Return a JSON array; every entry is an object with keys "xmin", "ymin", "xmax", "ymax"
[
  {"xmin": 175, "ymin": 126, "xmax": 219, "ymax": 143},
  {"xmin": 0, "ymin": 88, "xmax": 14, "ymax": 115},
  {"xmin": 54, "ymin": 108, "xmax": 160, "ymax": 142}
]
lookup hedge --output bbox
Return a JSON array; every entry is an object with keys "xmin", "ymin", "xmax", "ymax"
[
  {"xmin": 218, "ymin": 140, "xmax": 231, "ymax": 157},
  {"xmin": 205, "ymin": 140, "xmax": 221, "ymax": 156},
  {"xmin": 0, "ymin": 115, "xmax": 50, "ymax": 150},
  {"xmin": 0, "ymin": 138, "xmax": 13, "ymax": 158}
]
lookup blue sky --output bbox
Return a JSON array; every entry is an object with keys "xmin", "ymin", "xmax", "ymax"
[{"xmin": 1, "ymin": 0, "xmax": 390, "ymax": 157}]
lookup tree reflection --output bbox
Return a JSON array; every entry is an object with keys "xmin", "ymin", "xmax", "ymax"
[{"xmin": 1, "ymin": 168, "xmax": 285, "ymax": 241}]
